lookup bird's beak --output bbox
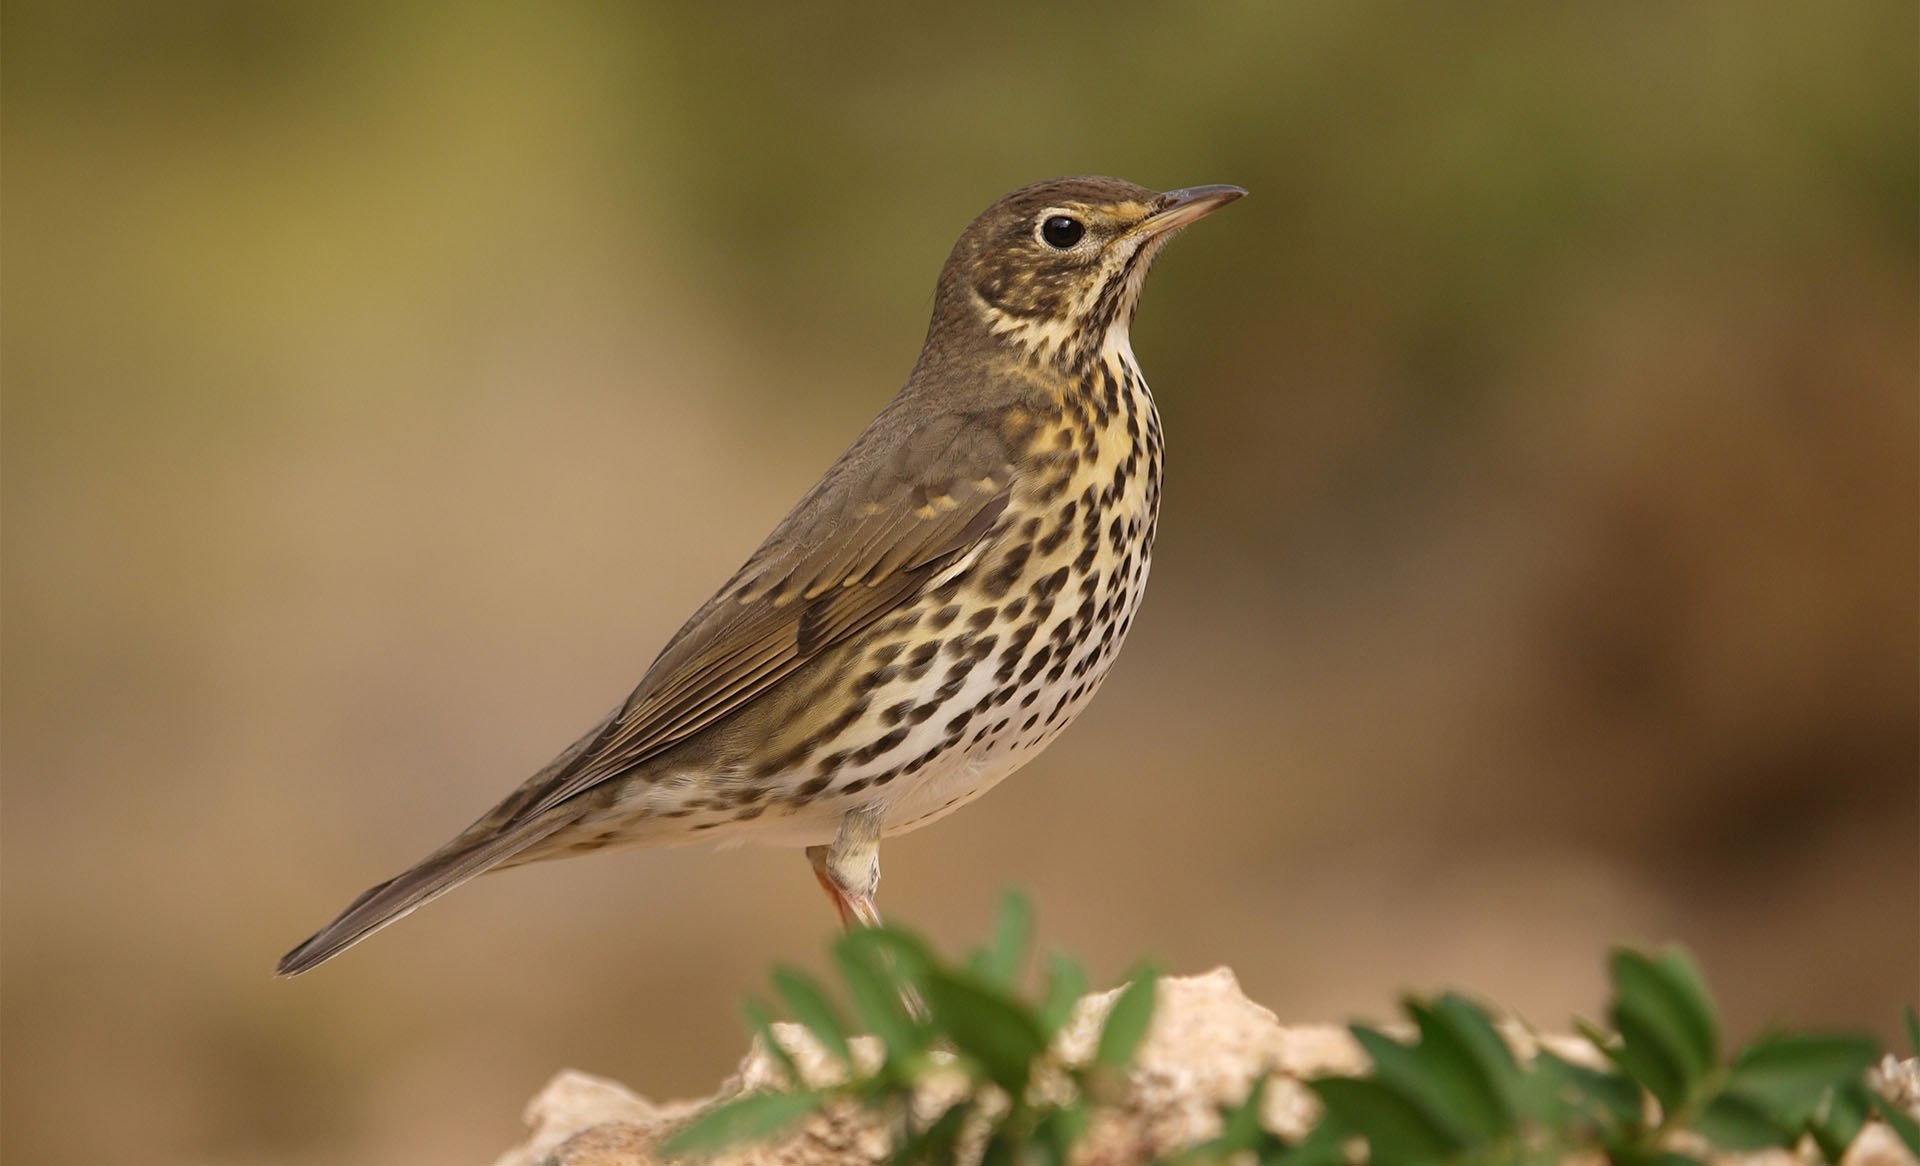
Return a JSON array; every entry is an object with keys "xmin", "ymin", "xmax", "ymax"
[{"xmin": 1135, "ymin": 184, "xmax": 1248, "ymax": 237}]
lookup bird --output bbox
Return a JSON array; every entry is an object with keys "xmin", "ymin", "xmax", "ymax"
[{"xmin": 277, "ymin": 176, "xmax": 1244, "ymax": 976}]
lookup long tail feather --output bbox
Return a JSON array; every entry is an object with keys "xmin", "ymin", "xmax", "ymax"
[{"xmin": 275, "ymin": 814, "xmax": 574, "ymax": 977}]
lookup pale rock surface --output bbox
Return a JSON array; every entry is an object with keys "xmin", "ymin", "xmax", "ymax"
[{"xmin": 492, "ymin": 968, "xmax": 1919, "ymax": 1166}]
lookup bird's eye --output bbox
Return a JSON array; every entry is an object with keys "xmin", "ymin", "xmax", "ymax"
[{"xmin": 1039, "ymin": 215, "xmax": 1085, "ymax": 249}]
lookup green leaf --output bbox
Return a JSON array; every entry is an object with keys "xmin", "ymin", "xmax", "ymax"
[
  {"xmin": 1313, "ymin": 1076, "xmax": 1459, "ymax": 1164},
  {"xmin": 1039, "ymin": 952, "xmax": 1088, "ymax": 1036},
  {"xmin": 1095, "ymin": 966, "xmax": 1159, "ymax": 1070},
  {"xmin": 1428, "ymin": 994, "xmax": 1522, "ymax": 1082},
  {"xmin": 1610, "ymin": 1005, "xmax": 1690, "ymax": 1114},
  {"xmin": 833, "ymin": 931, "xmax": 923, "ymax": 1058},
  {"xmin": 1905, "ymin": 1006, "xmax": 1920, "ymax": 1058},
  {"xmin": 1609, "ymin": 948, "xmax": 1716, "ymax": 1096},
  {"xmin": 980, "ymin": 1127, "xmax": 1018, "ymax": 1166},
  {"xmin": 1408, "ymin": 997, "xmax": 1517, "ymax": 1138},
  {"xmin": 1267, "ymin": 1118, "xmax": 1351, "ymax": 1166},
  {"xmin": 1609, "ymin": 1153, "xmax": 1706, "ymax": 1166},
  {"xmin": 1870, "ymin": 1093, "xmax": 1920, "ymax": 1158},
  {"xmin": 1350, "ymin": 1025, "xmax": 1479, "ymax": 1144},
  {"xmin": 970, "ymin": 890, "xmax": 1033, "ymax": 990},
  {"xmin": 773, "ymin": 966, "xmax": 853, "ymax": 1069},
  {"xmin": 663, "ymin": 1089, "xmax": 827, "ymax": 1156},
  {"xmin": 857, "ymin": 924, "xmax": 938, "ymax": 984},
  {"xmin": 1031, "ymin": 1105, "xmax": 1088, "ymax": 1165},
  {"xmin": 1723, "ymin": 1032, "xmax": 1878, "ymax": 1115},
  {"xmin": 1213, "ymin": 1072, "xmax": 1273, "ymax": 1152},
  {"xmin": 920, "ymin": 967, "xmax": 1048, "ymax": 1096},
  {"xmin": 1535, "ymin": 1049, "xmax": 1643, "ymax": 1130},
  {"xmin": 1652, "ymin": 949, "xmax": 1721, "ymax": 1070},
  {"xmin": 1807, "ymin": 1080, "xmax": 1871, "ymax": 1162},
  {"xmin": 743, "ymin": 998, "xmax": 803, "ymax": 1086},
  {"xmin": 1693, "ymin": 1091, "xmax": 1791, "ymax": 1150}
]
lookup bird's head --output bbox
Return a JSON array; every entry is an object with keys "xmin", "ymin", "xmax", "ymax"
[{"xmin": 931, "ymin": 176, "xmax": 1245, "ymax": 369}]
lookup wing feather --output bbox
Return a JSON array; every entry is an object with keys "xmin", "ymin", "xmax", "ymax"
[{"xmin": 517, "ymin": 408, "xmax": 1018, "ymax": 819}]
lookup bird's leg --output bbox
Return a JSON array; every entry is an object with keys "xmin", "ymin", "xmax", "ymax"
[
  {"xmin": 806, "ymin": 805, "xmax": 885, "ymax": 931},
  {"xmin": 808, "ymin": 806, "xmax": 927, "ymax": 1021}
]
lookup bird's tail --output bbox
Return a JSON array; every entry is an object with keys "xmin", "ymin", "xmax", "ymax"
[{"xmin": 275, "ymin": 812, "xmax": 574, "ymax": 977}]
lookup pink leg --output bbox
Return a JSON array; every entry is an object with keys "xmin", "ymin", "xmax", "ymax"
[{"xmin": 806, "ymin": 807, "xmax": 884, "ymax": 931}]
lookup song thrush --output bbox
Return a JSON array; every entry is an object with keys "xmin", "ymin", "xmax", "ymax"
[{"xmin": 278, "ymin": 176, "xmax": 1243, "ymax": 975}]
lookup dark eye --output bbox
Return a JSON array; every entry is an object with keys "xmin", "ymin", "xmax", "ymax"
[{"xmin": 1040, "ymin": 215, "xmax": 1084, "ymax": 249}]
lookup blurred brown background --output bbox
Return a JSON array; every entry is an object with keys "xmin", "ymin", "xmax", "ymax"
[{"xmin": 4, "ymin": 3, "xmax": 1915, "ymax": 1163}]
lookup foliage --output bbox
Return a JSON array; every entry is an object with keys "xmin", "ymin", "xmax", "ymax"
[
  {"xmin": 664, "ymin": 895, "xmax": 1908, "ymax": 1165},
  {"xmin": 664, "ymin": 890, "xmax": 1154, "ymax": 1163},
  {"xmin": 1182, "ymin": 948, "xmax": 1899, "ymax": 1166}
]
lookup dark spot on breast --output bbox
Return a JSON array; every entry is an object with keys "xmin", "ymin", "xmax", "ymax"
[
  {"xmin": 995, "ymin": 624, "xmax": 1039, "ymax": 681},
  {"xmin": 981, "ymin": 540, "xmax": 1034, "ymax": 599},
  {"xmin": 1038, "ymin": 518, "xmax": 1072, "ymax": 556},
  {"xmin": 854, "ymin": 727, "xmax": 909, "ymax": 764},
  {"xmin": 903, "ymin": 647, "xmax": 941, "ymax": 682},
  {"xmin": 1032, "ymin": 566, "xmax": 1071, "ymax": 601},
  {"xmin": 854, "ymin": 666, "xmax": 899, "ymax": 695},
  {"xmin": 932, "ymin": 671, "xmax": 967, "ymax": 702},
  {"xmin": 877, "ymin": 611, "xmax": 921, "ymax": 636}
]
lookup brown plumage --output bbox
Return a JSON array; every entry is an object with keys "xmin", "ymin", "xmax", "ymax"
[{"xmin": 277, "ymin": 176, "xmax": 1243, "ymax": 976}]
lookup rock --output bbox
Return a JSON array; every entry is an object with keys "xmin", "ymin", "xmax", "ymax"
[
  {"xmin": 492, "ymin": 1071, "xmax": 688, "ymax": 1166},
  {"xmin": 491, "ymin": 968, "xmax": 1919, "ymax": 1166}
]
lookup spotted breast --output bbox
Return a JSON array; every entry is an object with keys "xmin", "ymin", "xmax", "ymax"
[{"xmin": 803, "ymin": 347, "xmax": 1163, "ymax": 841}]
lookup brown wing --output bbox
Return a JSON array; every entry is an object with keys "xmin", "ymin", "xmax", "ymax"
[{"xmin": 516, "ymin": 407, "xmax": 1018, "ymax": 818}]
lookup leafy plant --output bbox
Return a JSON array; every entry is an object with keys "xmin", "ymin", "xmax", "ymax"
[
  {"xmin": 664, "ymin": 896, "xmax": 1911, "ymax": 1165},
  {"xmin": 664, "ymin": 891, "xmax": 1157, "ymax": 1163},
  {"xmin": 1182, "ymin": 948, "xmax": 1901, "ymax": 1166}
]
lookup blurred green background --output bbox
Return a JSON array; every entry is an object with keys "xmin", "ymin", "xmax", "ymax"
[{"xmin": 4, "ymin": 2, "xmax": 1914, "ymax": 1163}]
